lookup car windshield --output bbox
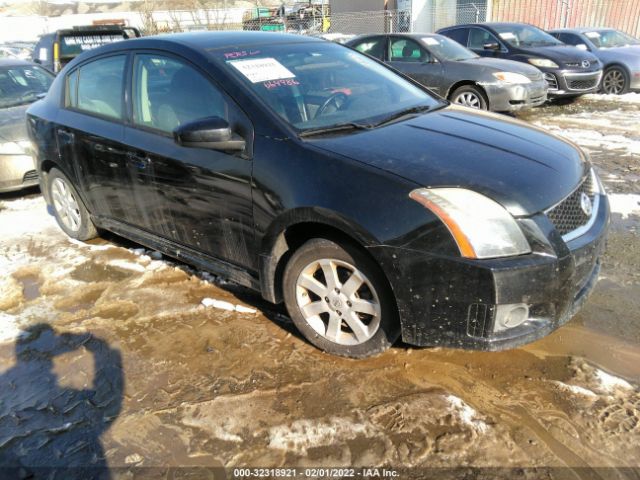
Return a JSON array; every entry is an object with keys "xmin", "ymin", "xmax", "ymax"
[
  {"xmin": 585, "ymin": 29, "xmax": 640, "ymax": 48},
  {"xmin": 216, "ymin": 42, "xmax": 442, "ymax": 133},
  {"xmin": 0, "ymin": 64, "xmax": 54, "ymax": 109},
  {"xmin": 493, "ymin": 24, "xmax": 562, "ymax": 47},
  {"xmin": 423, "ymin": 35, "xmax": 478, "ymax": 61}
]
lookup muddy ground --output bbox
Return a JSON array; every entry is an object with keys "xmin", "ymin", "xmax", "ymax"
[{"xmin": 1, "ymin": 94, "xmax": 639, "ymax": 479}]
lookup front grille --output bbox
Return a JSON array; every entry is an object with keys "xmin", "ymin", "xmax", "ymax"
[
  {"xmin": 23, "ymin": 170, "xmax": 38, "ymax": 182},
  {"xmin": 467, "ymin": 303, "xmax": 495, "ymax": 338},
  {"xmin": 568, "ymin": 78, "xmax": 599, "ymax": 90},
  {"xmin": 546, "ymin": 174, "xmax": 596, "ymax": 237},
  {"xmin": 544, "ymin": 72, "xmax": 558, "ymax": 90}
]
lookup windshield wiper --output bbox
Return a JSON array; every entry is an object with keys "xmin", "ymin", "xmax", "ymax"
[
  {"xmin": 371, "ymin": 105, "xmax": 432, "ymax": 128},
  {"xmin": 298, "ymin": 122, "xmax": 373, "ymax": 138}
]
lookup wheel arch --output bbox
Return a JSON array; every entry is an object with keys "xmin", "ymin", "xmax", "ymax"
[
  {"xmin": 446, "ymin": 80, "xmax": 490, "ymax": 107},
  {"xmin": 258, "ymin": 208, "xmax": 386, "ymax": 304}
]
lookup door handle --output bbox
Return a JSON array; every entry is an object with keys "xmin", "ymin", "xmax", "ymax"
[
  {"xmin": 126, "ymin": 152, "xmax": 151, "ymax": 169},
  {"xmin": 57, "ymin": 128, "xmax": 74, "ymax": 143}
]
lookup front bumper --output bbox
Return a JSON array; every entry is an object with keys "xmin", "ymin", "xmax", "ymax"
[
  {"xmin": 370, "ymin": 194, "xmax": 610, "ymax": 351},
  {"xmin": 0, "ymin": 154, "xmax": 38, "ymax": 193},
  {"xmin": 544, "ymin": 68, "xmax": 603, "ymax": 96},
  {"xmin": 485, "ymin": 79, "xmax": 548, "ymax": 111}
]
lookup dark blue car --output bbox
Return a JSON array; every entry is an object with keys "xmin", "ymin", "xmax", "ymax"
[{"xmin": 438, "ymin": 22, "xmax": 603, "ymax": 98}]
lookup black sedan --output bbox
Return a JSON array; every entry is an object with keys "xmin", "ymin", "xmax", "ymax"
[
  {"xmin": 438, "ymin": 23, "xmax": 603, "ymax": 98},
  {"xmin": 347, "ymin": 33, "xmax": 547, "ymax": 111},
  {"xmin": 27, "ymin": 32, "xmax": 609, "ymax": 358}
]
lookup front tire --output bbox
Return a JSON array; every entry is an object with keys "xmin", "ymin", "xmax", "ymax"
[
  {"xmin": 601, "ymin": 67, "xmax": 629, "ymax": 95},
  {"xmin": 47, "ymin": 168, "xmax": 98, "ymax": 241},
  {"xmin": 283, "ymin": 238, "xmax": 400, "ymax": 358},
  {"xmin": 450, "ymin": 85, "xmax": 489, "ymax": 110}
]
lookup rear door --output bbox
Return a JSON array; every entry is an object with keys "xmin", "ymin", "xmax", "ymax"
[
  {"xmin": 122, "ymin": 52, "xmax": 255, "ymax": 270},
  {"xmin": 386, "ymin": 37, "xmax": 444, "ymax": 95},
  {"xmin": 56, "ymin": 54, "xmax": 133, "ymax": 221}
]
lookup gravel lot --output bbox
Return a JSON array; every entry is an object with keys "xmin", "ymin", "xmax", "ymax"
[{"xmin": 1, "ymin": 93, "xmax": 639, "ymax": 478}]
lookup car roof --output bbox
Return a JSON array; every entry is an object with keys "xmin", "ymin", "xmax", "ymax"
[
  {"xmin": 0, "ymin": 58, "xmax": 37, "ymax": 67},
  {"xmin": 550, "ymin": 27, "xmax": 616, "ymax": 33},
  {"xmin": 442, "ymin": 22, "xmax": 532, "ymax": 29},
  {"xmin": 130, "ymin": 31, "xmax": 322, "ymax": 51}
]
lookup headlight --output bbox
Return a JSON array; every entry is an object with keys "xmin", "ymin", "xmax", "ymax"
[
  {"xmin": 527, "ymin": 58, "xmax": 559, "ymax": 68},
  {"xmin": 0, "ymin": 140, "xmax": 31, "ymax": 155},
  {"xmin": 492, "ymin": 71, "xmax": 531, "ymax": 84},
  {"xmin": 409, "ymin": 188, "xmax": 531, "ymax": 259}
]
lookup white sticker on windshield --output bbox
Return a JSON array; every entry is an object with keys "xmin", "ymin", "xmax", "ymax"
[
  {"xmin": 585, "ymin": 31, "xmax": 601, "ymax": 38},
  {"xmin": 423, "ymin": 37, "xmax": 440, "ymax": 46},
  {"xmin": 38, "ymin": 47, "xmax": 47, "ymax": 61},
  {"xmin": 499, "ymin": 32, "xmax": 516, "ymax": 40},
  {"xmin": 229, "ymin": 57, "xmax": 295, "ymax": 83}
]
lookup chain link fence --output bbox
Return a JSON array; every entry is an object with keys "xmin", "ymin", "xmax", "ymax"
[{"xmin": 134, "ymin": 1, "xmax": 640, "ymax": 39}]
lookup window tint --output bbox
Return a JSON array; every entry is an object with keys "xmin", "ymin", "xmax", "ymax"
[
  {"xmin": 132, "ymin": 54, "xmax": 228, "ymax": 133},
  {"xmin": 66, "ymin": 69, "xmax": 78, "ymax": 107},
  {"xmin": 559, "ymin": 33, "xmax": 583, "ymax": 46},
  {"xmin": 389, "ymin": 38, "xmax": 427, "ymax": 62},
  {"xmin": 75, "ymin": 55, "xmax": 125, "ymax": 120},
  {"xmin": 468, "ymin": 28, "xmax": 499, "ymax": 50},
  {"xmin": 443, "ymin": 28, "xmax": 469, "ymax": 45},
  {"xmin": 352, "ymin": 37, "xmax": 386, "ymax": 60}
]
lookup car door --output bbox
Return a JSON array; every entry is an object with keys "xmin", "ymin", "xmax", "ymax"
[
  {"xmin": 386, "ymin": 37, "xmax": 444, "ymax": 95},
  {"xmin": 56, "ymin": 54, "xmax": 134, "ymax": 222},
  {"xmin": 468, "ymin": 27, "xmax": 505, "ymax": 58},
  {"xmin": 122, "ymin": 52, "xmax": 255, "ymax": 270},
  {"xmin": 350, "ymin": 35, "xmax": 388, "ymax": 62}
]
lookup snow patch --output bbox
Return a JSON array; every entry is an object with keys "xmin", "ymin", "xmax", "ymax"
[
  {"xmin": 445, "ymin": 395, "xmax": 489, "ymax": 433},
  {"xmin": 594, "ymin": 369, "xmax": 633, "ymax": 392},
  {"xmin": 108, "ymin": 259, "xmax": 146, "ymax": 273},
  {"xmin": 552, "ymin": 381, "xmax": 597, "ymax": 398},
  {"xmin": 0, "ymin": 312, "xmax": 22, "ymax": 344},
  {"xmin": 268, "ymin": 417, "xmax": 374, "ymax": 453},
  {"xmin": 201, "ymin": 298, "xmax": 257, "ymax": 314},
  {"xmin": 583, "ymin": 92, "xmax": 640, "ymax": 104},
  {"xmin": 608, "ymin": 193, "xmax": 640, "ymax": 219}
]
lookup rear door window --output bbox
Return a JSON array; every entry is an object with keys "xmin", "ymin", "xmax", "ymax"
[
  {"xmin": 443, "ymin": 28, "xmax": 469, "ymax": 45},
  {"xmin": 73, "ymin": 55, "xmax": 126, "ymax": 120},
  {"xmin": 351, "ymin": 37, "xmax": 386, "ymax": 61}
]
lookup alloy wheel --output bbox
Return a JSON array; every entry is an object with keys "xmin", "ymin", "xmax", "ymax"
[
  {"xmin": 51, "ymin": 177, "xmax": 81, "ymax": 232},
  {"xmin": 454, "ymin": 91, "xmax": 482, "ymax": 109},
  {"xmin": 295, "ymin": 258, "xmax": 381, "ymax": 346},
  {"xmin": 602, "ymin": 69, "xmax": 625, "ymax": 94}
]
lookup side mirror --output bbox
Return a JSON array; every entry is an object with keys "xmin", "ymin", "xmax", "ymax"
[
  {"xmin": 576, "ymin": 43, "xmax": 589, "ymax": 51},
  {"xmin": 483, "ymin": 42, "xmax": 501, "ymax": 51},
  {"xmin": 174, "ymin": 116, "xmax": 245, "ymax": 152}
]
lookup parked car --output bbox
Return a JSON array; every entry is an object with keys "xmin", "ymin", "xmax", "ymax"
[
  {"xmin": 548, "ymin": 28, "xmax": 640, "ymax": 94},
  {"xmin": 0, "ymin": 59, "xmax": 54, "ymax": 193},
  {"xmin": 32, "ymin": 25, "xmax": 141, "ymax": 73},
  {"xmin": 438, "ymin": 23, "xmax": 603, "ymax": 98},
  {"xmin": 346, "ymin": 33, "xmax": 547, "ymax": 111},
  {"xmin": 27, "ymin": 32, "xmax": 609, "ymax": 358}
]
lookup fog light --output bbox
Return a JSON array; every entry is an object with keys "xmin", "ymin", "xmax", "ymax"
[{"xmin": 494, "ymin": 303, "xmax": 529, "ymax": 332}]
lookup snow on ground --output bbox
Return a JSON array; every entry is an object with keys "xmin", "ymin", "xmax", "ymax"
[
  {"xmin": 608, "ymin": 193, "xmax": 640, "ymax": 219},
  {"xmin": 582, "ymin": 92, "xmax": 640, "ymax": 104},
  {"xmin": 594, "ymin": 369, "xmax": 634, "ymax": 393},
  {"xmin": 444, "ymin": 395, "xmax": 489, "ymax": 433}
]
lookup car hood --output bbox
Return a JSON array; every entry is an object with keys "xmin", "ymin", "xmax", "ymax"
[
  {"xmin": 308, "ymin": 106, "xmax": 587, "ymax": 216},
  {"xmin": 596, "ymin": 45, "xmax": 640, "ymax": 64},
  {"xmin": 462, "ymin": 56, "xmax": 543, "ymax": 76},
  {"xmin": 0, "ymin": 104, "xmax": 30, "ymax": 143},
  {"xmin": 518, "ymin": 44, "xmax": 598, "ymax": 64}
]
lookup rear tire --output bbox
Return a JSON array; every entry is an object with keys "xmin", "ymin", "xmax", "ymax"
[
  {"xmin": 601, "ymin": 66, "xmax": 629, "ymax": 95},
  {"xmin": 47, "ymin": 168, "xmax": 98, "ymax": 241},
  {"xmin": 450, "ymin": 85, "xmax": 489, "ymax": 110},
  {"xmin": 283, "ymin": 238, "xmax": 400, "ymax": 358}
]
